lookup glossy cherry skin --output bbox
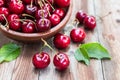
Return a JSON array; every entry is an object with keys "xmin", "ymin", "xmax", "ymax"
[
  {"xmin": 53, "ymin": 52, "xmax": 70, "ymax": 70},
  {"xmin": 35, "ymin": 9, "xmax": 48, "ymax": 20},
  {"xmin": 76, "ymin": 10, "xmax": 87, "ymax": 24},
  {"xmin": 70, "ymin": 28, "xmax": 86, "ymax": 43},
  {"xmin": 83, "ymin": 16, "xmax": 96, "ymax": 30},
  {"xmin": 7, "ymin": 14, "xmax": 21, "ymax": 31},
  {"xmin": 0, "ymin": 0, "xmax": 4, "ymax": 7},
  {"xmin": 8, "ymin": 1, "xmax": 25, "ymax": 14},
  {"xmin": 32, "ymin": 52, "xmax": 50, "ymax": 69},
  {"xmin": 53, "ymin": 33, "xmax": 70, "ymax": 49},
  {"xmin": 54, "ymin": 0, "xmax": 70, "ymax": 8},
  {"xmin": 0, "ymin": 7, "xmax": 9, "ymax": 22},
  {"xmin": 22, "ymin": 20, "xmax": 36, "ymax": 33},
  {"xmin": 49, "ymin": 14, "xmax": 60, "ymax": 27},
  {"xmin": 25, "ymin": 4, "xmax": 37, "ymax": 15},
  {"xmin": 53, "ymin": 8, "xmax": 65, "ymax": 19},
  {"xmin": 36, "ymin": 18, "xmax": 51, "ymax": 32}
]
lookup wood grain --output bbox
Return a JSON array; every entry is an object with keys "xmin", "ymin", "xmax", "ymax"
[{"xmin": 0, "ymin": 0, "xmax": 120, "ymax": 80}]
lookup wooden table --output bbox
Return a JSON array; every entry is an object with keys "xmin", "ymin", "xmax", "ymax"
[{"xmin": 0, "ymin": 0, "xmax": 120, "ymax": 80}]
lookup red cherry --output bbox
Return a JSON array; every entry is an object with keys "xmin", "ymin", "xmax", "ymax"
[
  {"xmin": 9, "ymin": 1, "xmax": 25, "ymax": 14},
  {"xmin": 83, "ymin": 16, "xmax": 96, "ymax": 30},
  {"xmin": 42, "ymin": 3, "xmax": 52, "ymax": 13},
  {"xmin": 35, "ymin": 9, "xmax": 48, "ymax": 19},
  {"xmin": 23, "ymin": 0, "xmax": 35, "ymax": 4},
  {"xmin": 76, "ymin": 10, "xmax": 87, "ymax": 24},
  {"xmin": 25, "ymin": 4, "xmax": 38, "ymax": 15},
  {"xmin": 53, "ymin": 8, "xmax": 65, "ymax": 19},
  {"xmin": 36, "ymin": 18, "xmax": 51, "ymax": 32},
  {"xmin": 32, "ymin": 52, "xmax": 50, "ymax": 69},
  {"xmin": 70, "ymin": 28, "xmax": 86, "ymax": 43},
  {"xmin": 0, "ymin": 0, "xmax": 4, "ymax": 7},
  {"xmin": 0, "ymin": 7, "xmax": 9, "ymax": 22},
  {"xmin": 53, "ymin": 33, "xmax": 70, "ymax": 49},
  {"xmin": 49, "ymin": 14, "xmax": 60, "ymax": 27},
  {"xmin": 22, "ymin": 20, "xmax": 36, "ymax": 33},
  {"xmin": 54, "ymin": 0, "xmax": 70, "ymax": 8},
  {"xmin": 7, "ymin": 14, "xmax": 21, "ymax": 31},
  {"xmin": 53, "ymin": 52, "xmax": 70, "ymax": 70}
]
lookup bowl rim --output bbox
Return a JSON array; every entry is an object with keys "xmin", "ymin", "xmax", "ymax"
[{"xmin": 0, "ymin": 0, "xmax": 73, "ymax": 41}]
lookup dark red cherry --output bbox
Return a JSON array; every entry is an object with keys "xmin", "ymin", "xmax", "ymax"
[
  {"xmin": 0, "ymin": 0, "xmax": 4, "ymax": 7},
  {"xmin": 0, "ymin": 7, "xmax": 9, "ymax": 22},
  {"xmin": 53, "ymin": 33, "xmax": 70, "ymax": 49},
  {"xmin": 25, "ymin": 4, "xmax": 37, "ymax": 15},
  {"xmin": 7, "ymin": 14, "xmax": 21, "ymax": 31},
  {"xmin": 35, "ymin": 9, "xmax": 48, "ymax": 20},
  {"xmin": 32, "ymin": 52, "xmax": 50, "ymax": 69},
  {"xmin": 53, "ymin": 8, "xmax": 65, "ymax": 19},
  {"xmin": 36, "ymin": 18, "xmax": 51, "ymax": 32},
  {"xmin": 76, "ymin": 10, "xmax": 87, "ymax": 24},
  {"xmin": 53, "ymin": 52, "xmax": 70, "ymax": 70},
  {"xmin": 22, "ymin": 20, "xmax": 36, "ymax": 33},
  {"xmin": 70, "ymin": 28, "xmax": 86, "ymax": 43},
  {"xmin": 54, "ymin": 0, "xmax": 70, "ymax": 8},
  {"xmin": 23, "ymin": 0, "xmax": 34, "ymax": 4},
  {"xmin": 8, "ymin": 1, "xmax": 25, "ymax": 14},
  {"xmin": 83, "ymin": 16, "xmax": 96, "ymax": 30},
  {"xmin": 49, "ymin": 14, "xmax": 60, "ymax": 27}
]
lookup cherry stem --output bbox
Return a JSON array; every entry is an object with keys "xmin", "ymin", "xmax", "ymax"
[
  {"xmin": 72, "ymin": 18, "xmax": 79, "ymax": 28},
  {"xmin": 45, "ymin": 0, "xmax": 55, "ymax": 11},
  {"xmin": 30, "ymin": 0, "xmax": 33, "ymax": 7},
  {"xmin": 1, "ymin": 14, "xmax": 9, "ymax": 30},
  {"xmin": 22, "ymin": 13, "xmax": 35, "ymax": 19},
  {"xmin": 41, "ymin": 38, "xmax": 54, "ymax": 52}
]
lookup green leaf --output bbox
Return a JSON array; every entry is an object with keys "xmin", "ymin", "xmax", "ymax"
[
  {"xmin": 0, "ymin": 43, "xmax": 21, "ymax": 63},
  {"xmin": 75, "ymin": 47, "xmax": 90, "ymax": 65},
  {"xmin": 81, "ymin": 43, "xmax": 111, "ymax": 59},
  {"xmin": 74, "ymin": 42, "xmax": 111, "ymax": 65}
]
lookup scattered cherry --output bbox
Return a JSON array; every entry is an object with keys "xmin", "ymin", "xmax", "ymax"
[
  {"xmin": 70, "ymin": 28, "xmax": 86, "ymax": 43},
  {"xmin": 76, "ymin": 10, "xmax": 87, "ymax": 24},
  {"xmin": 49, "ymin": 13, "xmax": 61, "ymax": 27},
  {"xmin": 53, "ymin": 8, "xmax": 65, "ymax": 19},
  {"xmin": 53, "ymin": 33, "xmax": 70, "ymax": 49},
  {"xmin": 83, "ymin": 16, "xmax": 96, "ymax": 30},
  {"xmin": 53, "ymin": 52, "xmax": 70, "ymax": 70},
  {"xmin": 54, "ymin": 0, "xmax": 70, "ymax": 8},
  {"xmin": 36, "ymin": 18, "xmax": 51, "ymax": 32},
  {"xmin": 32, "ymin": 52, "xmax": 50, "ymax": 69}
]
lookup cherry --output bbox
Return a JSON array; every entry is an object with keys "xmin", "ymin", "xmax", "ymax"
[
  {"xmin": 76, "ymin": 10, "xmax": 87, "ymax": 24},
  {"xmin": 53, "ymin": 52, "xmax": 70, "ymax": 70},
  {"xmin": 70, "ymin": 28, "xmax": 86, "ymax": 43},
  {"xmin": 54, "ymin": 0, "xmax": 70, "ymax": 8},
  {"xmin": 36, "ymin": 18, "xmax": 51, "ymax": 32},
  {"xmin": 25, "ymin": 4, "xmax": 38, "ymax": 15},
  {"xmin": 8, "ymin": 0, "xmax": 25, "ymax": 14},
  {"xmin": 53, "ymin": 8, "xmax": 65, "ymax": 19},
  {"xmin": 42, "ymin": 3, "xmax": 52, "ymax": 13},
  {"xmin": 22, "ymin": 20, "xmax": 36, "ymax": 33},
  {"xmin": 49, "ymin": 14, "xmax": 60, "ymax": 27},
  {"xmin": 32, "ymin": 52, "xmax": 50, "ymax": 69},
  {"xmin": 7, "ymin": 14, "xmax": 21, "ymax": 31},
  {"xmin": 0, "ymin": 0, "xmax": 4, "ymax": 7},
  {"xmin": 23, "ymin": 0, "xmax": 34, "ymax": 4},
  {"xmin": 83, "ymin": 16, "xmax": 96, "ymax": 30},
  {"xmin": 53, "ymin": 33, "xmax": 70, "ymax": 49},
  {"xmin": 0, "ymin": 7, "xmax": 9, "ymax": 22},
  {"xmin": 35, "ymin": 9, "xmax": 48, "ymax": 19}
]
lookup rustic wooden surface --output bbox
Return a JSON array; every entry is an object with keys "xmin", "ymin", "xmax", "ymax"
[{"xmin": 0, "ymin": 0, "xmax": 120, "ymax": 80}]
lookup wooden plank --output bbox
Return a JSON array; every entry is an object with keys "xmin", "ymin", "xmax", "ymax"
[{"xmin": 94, "ymin": 0, "xmax": 120, "ymax": 80}]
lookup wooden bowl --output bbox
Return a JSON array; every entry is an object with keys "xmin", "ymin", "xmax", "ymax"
[{"xmin": 0, "ymin": 1, "xmax": 72, "ymax": 42}]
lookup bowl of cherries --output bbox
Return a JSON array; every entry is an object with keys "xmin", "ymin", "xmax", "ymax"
[{"xmin": 0, "ymin": 0, "xmax": 72, "ymax": 42}]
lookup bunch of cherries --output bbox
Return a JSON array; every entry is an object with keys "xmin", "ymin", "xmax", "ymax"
[
  {"xmin": 32, "ymin": 10, "xmax": 96, "ymax": 71},
  {"xmin": 0, "ymin": 0, "xmax": 70, "ymax": 33}
]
